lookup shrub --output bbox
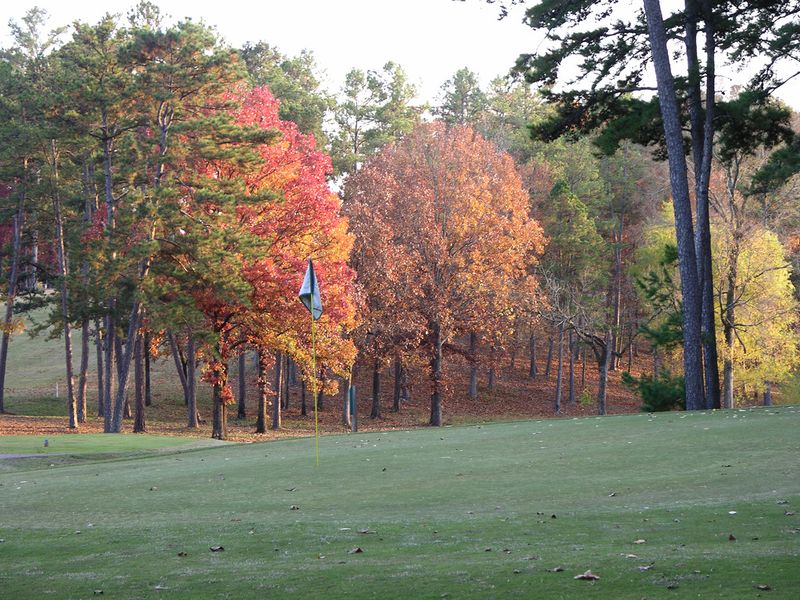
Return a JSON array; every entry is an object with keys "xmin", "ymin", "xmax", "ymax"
[{"xmin": 622, "ymin": 370, "xmax": 685, "ymax": 412}]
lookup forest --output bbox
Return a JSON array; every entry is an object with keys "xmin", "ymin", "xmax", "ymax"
[{"xmin": 1, "ymin": 1, "xmax": 799, "ymax": 440}]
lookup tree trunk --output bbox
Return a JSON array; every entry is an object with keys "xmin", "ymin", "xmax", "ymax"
[
  {"xmin": 429, "ymin": 321, "xmax": 443, "ymax": 426},
  {"xmin": 371, "ymin": 358, "xmax": 381, "ymax": 418},
  {"xmin": 95, "ymin": 321, "xmax": 104, "ymax": 417},
  {"xmin": 722, "ymin": 254, "xmax": 737, "ymax": 410},
  {"xmin": 392, "ymin": 353, "xmax": 402, "ymax": 412},
  {"xmin": 256, "ymin": 351, "xmax": 268, "ymax": 433},
  {"xmin": 272, "ymin": 351, "xmax": 282, "ymax": 430},
  {"xmin": 103, "ymin": 316, "xmax": 115, "ymax": 431},
  {"xmin": 300, "ymin": 379, "xmax": 307, "ymax": 416},
  {"xmin": 282, "ymin": 356, "xmax": 290, "ymax": 410},
  {"xmin": 211, "ymin": 380, "xmax": 227, "ymax": 440},
  {"xmin": 237, "ymin": 352, "xmax": 247, "ymax": 419},
  {"xmin": 0, "ymin": 198, "xmax": 25, "ymax": 414},
  {"xmin": 167, "ymin": 330, "xmax": 190, "ymax": 405},
  {"xmin": 51, "ymin": 141, "xmax": 77, "ymax": 430},
  {"xmin": 186, "ymin": 334, "xmax": 198, "ymax": 428},
  {"xmin": 554, "ymin": 324, "xmax": 564, "ymax": 414},
  {"xmin": 597, "ymin": 332, "xmax": 612, "ymax": 416},
  {"xmin": 610, "ymin": 211, "xmax": 624, "ymax": 371},
  {"xmin": 528, "ymin": 333, "xmax": 538, "ymax": 379},
  {"xmin": 77, "ymin": 318, "xmax": 90, "ymax": 423},
  {"xmin": 144, "ymin": 330, "xmax": 152, "ymax": 407},
  {"xmin": 581, "ymin": 345, "xmax": 587, "ymax": 390},
  {"xmin": 342, "ymin": 371, "xmax": 352, "ymax": 428},
  {"xmin": 544, "ymin": 336, "xmax": 554, "ymax": 378},
  {"xmin": 468, "ymin": 332, "xmax": 478, "ymax": 399},
  {"xmin": 568, "ymin": 329, "xmax": 576, "ymax": 404},
  {"xmin": 133, "ymin": 331, "xmax": 146, "ymax": 433},
  {"xmin": 643, "ymin": 0, "xmax": 705, "ymax": 410},
  {"xmin": 763, "ymin": 381, "xmax": 772, "ymax": 406}
]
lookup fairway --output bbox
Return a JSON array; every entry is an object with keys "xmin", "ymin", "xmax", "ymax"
[{"xmin": 1, "ymin": 408, "xmax": 799, "ymax": 599}]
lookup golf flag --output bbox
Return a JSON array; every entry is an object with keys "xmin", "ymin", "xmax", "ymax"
[{"xmin": 299, "ymin": 259, "xmax": 323, "ymax": 320}]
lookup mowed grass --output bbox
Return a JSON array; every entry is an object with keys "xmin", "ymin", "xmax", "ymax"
[{"xmin": 1, "ymin": 408, "xmax": 799, "ymax": 599}]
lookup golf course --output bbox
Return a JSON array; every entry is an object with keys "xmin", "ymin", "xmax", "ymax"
[{"xmin": 2, "ymin": 407, "xmax": 798, "ymax": 598}]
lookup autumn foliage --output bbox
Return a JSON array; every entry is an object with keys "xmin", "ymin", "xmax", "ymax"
[{"xmin": 345, "ymin": 122, "xmax": 545, "ymax": 425}]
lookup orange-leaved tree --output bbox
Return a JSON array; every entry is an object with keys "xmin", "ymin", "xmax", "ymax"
[{"xmin": 345, "ymin": 122, "xmax": 545, "ymax": 425}]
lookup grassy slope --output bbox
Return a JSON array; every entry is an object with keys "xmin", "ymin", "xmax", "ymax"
[{"xmin": 1, "ymin": 407, "xmax": 798, "ymax": 599}]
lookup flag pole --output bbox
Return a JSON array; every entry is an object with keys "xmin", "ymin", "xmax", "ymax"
[{"xmin": 312, "ymin": 313, "xmax": 319, "ymax": 467}]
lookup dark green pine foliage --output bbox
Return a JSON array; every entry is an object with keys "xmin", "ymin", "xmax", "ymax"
[{"xmin": 239, "ymin": 42, "xmax": 331, "ymax": 144}]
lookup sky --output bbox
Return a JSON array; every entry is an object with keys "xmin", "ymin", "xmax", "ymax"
[{"xmin": 2, "ymin": 0, "xmax": 798, "ymax": 109}]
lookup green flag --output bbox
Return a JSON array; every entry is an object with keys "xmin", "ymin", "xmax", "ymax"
[{"xmin": 299, "ymin": 259, "xmax": 323, "ymax": 320}]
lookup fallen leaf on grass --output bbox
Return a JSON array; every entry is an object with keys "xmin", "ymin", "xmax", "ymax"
[
  {"xmin": 348, "ymin": 547, "xmax": 364, "ymax": 554},
  {"xmin": 358, "ymin": 529, "xmax": 376, "ymax": 534},
  {"xmin": 209, "ymin": 546, "xmax": 224, "ymax": 552},
  {"xmin": 574, "ymin": 570, "xmax": 600, "ymax": 580},
  {"xmin": 608, "ymin": 492, "xmax": 617, "ymax": 497},
  {"xmin": 638, "ymin": 565, "xmax": 653, "ymax": 572},
  {"xmin": 546, "ymin": 567, "xmax": 564, "ymax": 573},
  {"xmin": 524, "ymin": 555, "xmax": 541, "ymax": 560},
  {"xmin": 513, "ymin": 569, "xmax": 521, "ymax": 574},
  {"xmin": 784, "ymin": 511, "xmax": 796, "ymax": 516},
  {"xmin": 154, "ymin": 585, "xmax": 168, "ymax": 590},
  {"xmin": 632, "ymin": 539, "xmax": 646, "ymax": 545},
  {"xmin": 776, "ymin": 500, "xmax": 789, "ymax": 505},
  {"xmin": 177, "ymin": 552, "xmax": 187, "ymax": 557},
  {"xmin": 622, "ymin": 553, "xmax": 638, "ymax": 559},
  {"xmin": 729, "ymin": 534, "xmax": 737, "ymax": 541},
  {"xmin": 150, "ymin": 487, "xmax": 158, "ymax": 491},
  {"xmin": 754, "ymin": 584, "xmax": 772, "ymax": 591},
  {"xmin": 290, "ymin": 505, "xmax": 300, "ymax": 511},
  {"xmin": 286, "ymin": 487, "xmax": 296, "ymax": 492},
  {"xmin": 93, "ymin": 591, "xmax": 103, "ymax": 596}
]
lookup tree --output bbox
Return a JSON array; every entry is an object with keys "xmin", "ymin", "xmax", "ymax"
[
  {"xmin": 239, "ymin": 42, "xmax": 331, "ymax": 144},
  {"xmin": 435, "ymin": 67, "xmax": 487, "ymax": 126},
  {"xmin": 330, "ymin": 63, "xmax": 421, "ymax": 176},
  {"xmin": 345, "ymin": 122, "xmax": 544, "ymax": 425},
  {"xmin": 504, "ymin": 0, "xmax": 800, "ymax": 410}
]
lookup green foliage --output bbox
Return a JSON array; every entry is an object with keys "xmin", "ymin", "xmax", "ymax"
[
  {"xmin": 435, "ymin": 67, "xmax": 487, "ymax": 126},
  {"xmin": 622, "ymin": 369, "xmax": 685, "ymax": 412},
  {"xmin": 578, "ymin": 387, "xmax": 593, "ymax": 407},
  {"xmin": 239, "ymin": 41, "xmax": 331, "ymax": 143}
]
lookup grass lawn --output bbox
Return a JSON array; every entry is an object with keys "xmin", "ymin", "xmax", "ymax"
[{"xmin": 1, "ymin": 407, "xmax": 799, "ymax": 599}]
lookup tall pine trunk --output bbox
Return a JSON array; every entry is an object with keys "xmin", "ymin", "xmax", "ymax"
[
  {"xmin": 0, "ymin": 186, "xmax": 25, "ymax": 414},
  {"xmin": 51, "ymin": 141, "xmax": 77, "ymax": 429},
  {"xmin": 643, "ymin": 0, "xmax": 705, "ymax": 410},
  {"xmin": 133, "ymin": 331, "xmax": 146, "ymax": 433},
  {"xmin": 95, "ymin": 321, "xmax": 104, "ymax": 417},
  {"xmin": 77, "ymin": 318, "xmax": 90, "ymax": 423},
  {"xmin": 144, "ymin": 330, "xmax": 152, "ymax": 407},
  {"xmin": 186, "ymin": 335, "xmax": 198, "ymax": 428},
  {"xmin": 544, "ymin": 337, "xmax": 554, "ymax": 378}
]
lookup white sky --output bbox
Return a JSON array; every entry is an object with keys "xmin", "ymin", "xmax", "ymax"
[{"xmin": 2, "ymin": 0, "xmax": 798, "ymax": 109}]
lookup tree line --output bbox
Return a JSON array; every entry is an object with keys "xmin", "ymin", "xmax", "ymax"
[{"xmin": 1, "ymin": 2, "xmax": 798, "ymax": 437}]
